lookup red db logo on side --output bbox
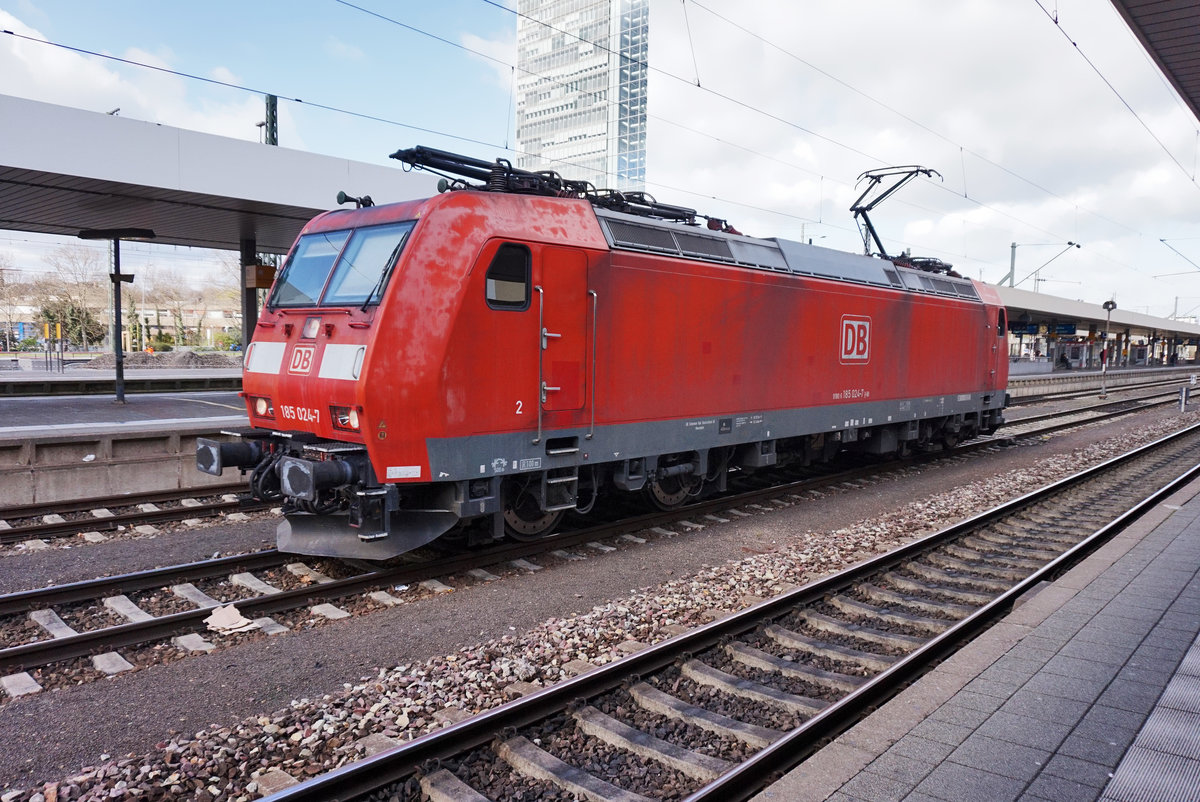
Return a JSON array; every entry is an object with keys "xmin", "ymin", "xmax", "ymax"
[
  {"xmin": 840, "ymin": 316, "xmax": 870, "ymax": 364},
  {"xmin": 288, "ymin": 344, "xmax": 315, "ymax": 375}
]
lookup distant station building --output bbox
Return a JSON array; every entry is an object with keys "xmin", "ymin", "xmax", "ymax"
[{"xmin": 515, "ymin": 0, "xmax": 648, "ymax": 191}]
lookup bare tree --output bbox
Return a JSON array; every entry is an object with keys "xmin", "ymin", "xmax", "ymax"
[
  {"xmin": 147, "ymin": 267, "xmax": 205, "ymax": 346},
  {"xmin": 0, "ymin": 252, "xmax": 19, "ymax": 350},
  {"xmin": 40, "ymin": 245, "xmax": 106, "ymax": 349},
  {"xmin": 205, "ymin": 251, "xmax": 246, "ymax": 346}
]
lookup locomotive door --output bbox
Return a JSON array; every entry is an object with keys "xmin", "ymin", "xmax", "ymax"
[{"xmin": 537, "ymin": 247, "xmax": 588, "ymax": 413}]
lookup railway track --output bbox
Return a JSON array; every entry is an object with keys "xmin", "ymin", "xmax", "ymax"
[
  {"xmin": 1009, "ymin": 373, "xmax": 1196, "ymax": 405},
  {"xmin": 1, "ymin": 390, "xmax": 1178, "ymax": 547},
  {"xmin": 0, "ymin": 394, "xmax": 1188, "ymax": 697},
  {"xmin": 0, "ymin": 422, "xmax": 1020, "ymax": 697},
  {"xmin": 257, "ymin": 422, "xmax": 1200, "ymax": 802},
  {"xmin": 997, "ymin": 389, "xmax": 1178, "ymax": 436},
  {"xmin": 0, "ymin": 451, "xmax": 978, "ymax": 691},
  {"xmin": 0, "ymin": 484, "xmax": 262, "ymax": 545}
]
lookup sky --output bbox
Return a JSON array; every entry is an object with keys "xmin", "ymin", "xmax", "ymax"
[{"xmin": 3, "ymin": 0, "xmax": 1200, "ymax": 318}]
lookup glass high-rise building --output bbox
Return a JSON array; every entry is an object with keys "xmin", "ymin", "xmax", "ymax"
[{"xmin": 515, "ymin": 0, "xmax": 648, "ymax": 192}]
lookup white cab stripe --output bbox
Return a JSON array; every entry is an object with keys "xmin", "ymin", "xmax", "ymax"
[
  {"xmin": 318, "ymin": 344, "xmax": 367, "ymax": 380},
  {"xmin": 245, "ymin": 341, "xmax": 286, "ymax": 374}
]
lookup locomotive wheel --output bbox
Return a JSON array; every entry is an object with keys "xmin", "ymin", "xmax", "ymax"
[
  {"xmin": 645, "ymin": 474, "xmax": 701, "ymax": 511},
  {"xmin": 502, "ymin": 478, "xmax": 564, "ymax": 540}
]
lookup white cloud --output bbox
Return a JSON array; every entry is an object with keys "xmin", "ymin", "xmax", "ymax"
[
  {"xmin": 645, "ymin": 0, "xmax": 1200, "ymax": 313},
  {"xmin": 462, "ymin": 30, "xmax": 516, "ymax": 89},
  {"xmin": 3, "ymin": 2, "xmax": 1200, "ymax": 315},
  {"xmin": 324, "ymin": 36, "xmax": 366, "ymax": 62}
]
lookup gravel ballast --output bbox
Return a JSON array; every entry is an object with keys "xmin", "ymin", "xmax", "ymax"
[{"xmin": 1, "ymin": 409, "xmax": 1196, "ymax": 800}]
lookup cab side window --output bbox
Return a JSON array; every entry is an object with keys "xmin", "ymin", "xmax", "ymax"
[
  {"xmin": 998, "ymin": 308, "xmax": 1008, "ymax": 336},
  {"xmin": 485, "ymin": 243, "xmax": 531, "ymax": 310}
]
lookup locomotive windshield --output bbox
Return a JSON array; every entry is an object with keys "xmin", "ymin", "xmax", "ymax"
[{"xmin": 268, "ymin": 221, "xmax": 416, "ymax": 308}]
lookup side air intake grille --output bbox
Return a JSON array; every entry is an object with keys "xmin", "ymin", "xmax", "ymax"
[
  {"xmin": 597, "ymin": 210, "xmax": 985, "ymax": 303},
  {"xmin": 675, "ymin": 232, "xmax": 734, "ymax": 259},
  {"xmin": 606, "ymin": 219, "xmax": 735, "ymax": 261},
  {"xmin": 605, "ymin": 220, "xmax": 677, "ymax": 252}
]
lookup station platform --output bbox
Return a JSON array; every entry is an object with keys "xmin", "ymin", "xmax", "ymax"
[
  {"xmin": 0, "ymin": 371, "xmax": 246, "ymax": 506},
  {"xmin": 0, "ymin": 364, "xmax": 242, "ymax": 397},
  {"xmin": 0, "ymin": 379, "xmax": 244, "ymax": 438},
  {"xmin": 755, "ymin": 477, "xmax": 1200, "ymax": 802}
]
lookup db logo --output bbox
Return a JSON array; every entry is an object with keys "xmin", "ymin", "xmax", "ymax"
[
  {"xmin": 840, "ymin": 316, "xmax": 871, "ymax": 364},
  {"xmin": 288, "ymin": 344, "xmax": 316, "ymax": 375}
]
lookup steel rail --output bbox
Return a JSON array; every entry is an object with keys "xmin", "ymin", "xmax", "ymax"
[
  {"xmin": 962, "ymin": 396, "xmax": 1175, "ymax": 450},
  {"xmin": 260, "ymin": 421, "xmax": 1200, "ymax": 802},
  {"xmin": 0, "ymin": 497, "xmax": 272, "ymax": 545},
  {"xmin": 0, "ymin": 483, "xmax": 246, "ymax": 521},
  {"xmin": 1, "ymin": 388, "xmax": 1169, "ymax": 546},
  {"xmin": 0, "ymin": 550, "xmax": 286, "ymax": 616},
  {"xmin": 1006, "ymin": 389, "xmax": 1177, "ymax": 424},
  {"xmin": 685, "ymin": 428, "xmax": 1200, "ymax": 801},
  {"xmin": 1009, "ymin": 373, "xmax": 1194, "ymax": 405},
  {"xmin": 1, "ymin": 400, "xmax": 1177, "ymax": 677}
]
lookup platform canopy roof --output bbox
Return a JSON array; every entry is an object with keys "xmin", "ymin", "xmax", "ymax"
[
  {"xmin": 0, "ymin": 94, "xmax": 435, "ymax": 255},
  {"xmin": 1109, "ymin": 0, "xmax": 1200, "ymax": 125},
  {"xmin": 996, "ymin": 285, "xmax": 1200, "ymax": 341}
]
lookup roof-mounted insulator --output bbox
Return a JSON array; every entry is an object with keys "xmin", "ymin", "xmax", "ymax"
[
  {"xmin": 591, "ymin": 190, "xmax": 697, "ymax": 223},
  {"xmin": 705, "ymin": 217, "xmax": 742, "ymax": 236},
  {"xmin": 391, "ymin": 145, "xmax": 707, "ymax": 224}
]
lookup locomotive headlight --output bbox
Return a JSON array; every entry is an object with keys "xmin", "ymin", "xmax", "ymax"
[
  {"xmin": 250, "ymin": 396, "xmax": 274, "ymax": 419},
  {"xmin": 331, "ymin": 405, "xmax": 361, "ymax": 432}
]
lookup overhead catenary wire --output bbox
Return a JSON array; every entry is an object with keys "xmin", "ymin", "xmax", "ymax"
[
  {"xmin": 468, "ymin": 0, "xmax": 1167, "ymax": 272},
  {"xmin": 1, "ymin": 3, "xmax": 1193, "ymax": 286},
  {"xmin": 0, "ymin": 14, "xmax": 1132, "ymax": 260},
  {"xmin": 1032, "ymin": 0, "xmax": 1197, "ymax": 189}
]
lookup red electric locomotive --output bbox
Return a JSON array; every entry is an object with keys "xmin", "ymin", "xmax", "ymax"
[{"xmin": 198, "ymin": 147, "xmax": 1008, "ymax": 560}]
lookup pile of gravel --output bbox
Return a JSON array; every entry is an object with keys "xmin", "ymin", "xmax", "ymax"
[{"xmin": 81, "ymin": 351, "xmax": 243, "ymax": 369}]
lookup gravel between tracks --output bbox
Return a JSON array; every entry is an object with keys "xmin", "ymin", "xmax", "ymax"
[{"xmin": 1, "ymin": 409, "xmax": 1197, "ymax": 800}]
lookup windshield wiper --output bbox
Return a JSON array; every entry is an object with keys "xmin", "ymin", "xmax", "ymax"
[{"xmin": 360, "ymin": 235, "xmax": 408, "ymax": 312}]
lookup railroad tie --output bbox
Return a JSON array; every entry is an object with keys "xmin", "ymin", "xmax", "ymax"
[
  {"xmin": 286, "ymin": 563, "xmax": 336, "ymax": 584},
  {"xmin": 573, "ymin": 705, "xmax": 733, "ymax": 781},
  {"xmin": 681, "ymin": 659, "xmax": 826, "ymax": 715},
  {"xmin": 856, "ymin": 582, "xmax": 974, "ymax": 619},
  {"xmin": 628, "ymin": 681, "xmax": 783, "ymax": 748},
  {"xmin": 171, "ymin": 583, "xmax": 223, "ymax": 609},
  {"xmin": 764, "ymin": 623, "xmax": 898, "ymax": 673},
  {"xmin": 496, "ymin": 735, "xmax": 652, "ymax": 802},
  {"xmin": 882, "ymin": 571, "xmax": 993, "ymax": 605},
  {"xmin": 724, "ymin": 642, "xmax": 864, "ymax": 694},
  {"xmin": 797, "ymin": 609, "xmax": 927, "ymax": 652},
  {"xmin": 230, "ymin": 572, "xmax": 282, "ymax": 595},
  {"xmin": 420, "ymin": 768, "xmax": 491, "ymax": 802},
  {"xmin": 909, "ymin": 556, "xmax": 1017, "ymax": 589},
  {"xmin": 103, "ymin": 595, "xmax": 154, "ymax": 623},
  {"xmin": 827, "ymin": 594, "xmax": 952, "ymax": 635}
]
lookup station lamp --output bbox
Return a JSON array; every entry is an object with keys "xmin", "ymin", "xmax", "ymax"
[
  {"xmin": 1007, "ymin": 242, "xmax": 1082, "ymax": 291},
  {"xmin": 1101, "ymin": 299, "xmax": 1117, "ymax": 398},
  {"xmin": 77, "ymin": 227, "xmax": 156, "ymax": 404}
]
